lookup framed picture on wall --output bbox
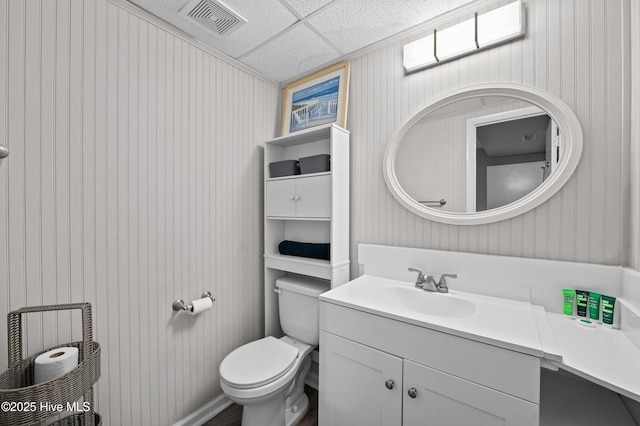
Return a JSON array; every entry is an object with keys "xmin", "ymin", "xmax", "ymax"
[{"xmin": 281, "ymin": 61, "xmax": 350, "ymax": 136}]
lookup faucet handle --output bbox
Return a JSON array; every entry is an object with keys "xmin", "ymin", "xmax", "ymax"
[
  {"xmin": 408, "ymin": 268, "xmax": 426, "ymax": 287},
  {"xmin": 438, "ymin": 274, "xmax": 457, "ymax": 292}
]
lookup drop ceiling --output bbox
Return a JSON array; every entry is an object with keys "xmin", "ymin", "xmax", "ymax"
[{"xmin": 128, "ymin": 0, "xmax": 475, "ymax": 82}]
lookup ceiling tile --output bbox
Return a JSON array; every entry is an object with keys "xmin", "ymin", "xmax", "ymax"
[
  {"xmin": 282, "ymin": 0, "xmax": 335, "ymax": 18},
  {"xmin": 130, "ymin": 0, "xmax": 479, "ymax": 82},
  {"xmin": 130, "ymin": 0, "xmax": 298, "ymax": 58},
  {"xmin": 240, "ymin": 24, "xmax": 341, "ymax": 82},
  {"xmin": 308, "ymin": 0, "xmax": 474, "ymax": 53}
]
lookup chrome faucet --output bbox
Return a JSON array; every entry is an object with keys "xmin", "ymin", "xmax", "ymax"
[
  {"xmin": 408, "ymin": 268, "xmax": 457, "ymax": 293},
  {"xmin": 408, "ymin": 268, "xmax": 440, "ymax": 292},
  {"xmin": 423, "ymin": 275, "xmax": 441, "ymax": 292}
]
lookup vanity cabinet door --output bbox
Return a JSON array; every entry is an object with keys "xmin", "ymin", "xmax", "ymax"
[
  {"xmin": 319, "ymin": 331, "xmax": 402, "ymax": 426},
  {"xmin": 403, "ymin": 360, "xmax": 539, "ymax": 426}
]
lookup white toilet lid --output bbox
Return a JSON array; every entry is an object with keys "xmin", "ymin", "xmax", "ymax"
[{"xmin": 220, "ymin": 336, "xmax": 299, "ymax": 389}]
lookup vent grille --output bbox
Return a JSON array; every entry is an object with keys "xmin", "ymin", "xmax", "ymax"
[{"xmin": 179, "ymin": 0, "xmax": 247, "ymax": 37}]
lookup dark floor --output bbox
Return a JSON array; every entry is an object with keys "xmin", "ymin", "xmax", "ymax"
[{"xmin": 205, "ymin": 386, "xmax": 318, "ymax": 426}]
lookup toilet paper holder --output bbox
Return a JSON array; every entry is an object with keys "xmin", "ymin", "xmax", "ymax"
[{"xmin": 172, "ymin": 292, "xmax": 216, "ymax": 312}]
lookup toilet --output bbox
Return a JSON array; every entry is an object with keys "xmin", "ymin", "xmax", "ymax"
[{"xmin": 219, "ymin": 275, "xmax": 328, "ymax": 426}]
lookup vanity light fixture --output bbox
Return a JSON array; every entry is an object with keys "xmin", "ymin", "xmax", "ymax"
[
  {"xmin": 436, "ymin": 17, "xmax": 476, "ymax": 61},
  {"xmin": 403, "ymin": 0, "xmax": 525, "ymax": 73}
]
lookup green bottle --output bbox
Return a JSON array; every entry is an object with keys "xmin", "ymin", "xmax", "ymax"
[
  {"xmin": 588, "ymin": 292, "xmax": 601, "ymax": 322},
  {"xmin": 563, "ymin": 289, "xmax": 575, "ymax": 317},
  {"xmin": 576, "ymin": 290, "xmax": 589, "ymax": 317},
  {"xmin": 601, "ymin": 295, "xmax": 616, "ymax": 326}
]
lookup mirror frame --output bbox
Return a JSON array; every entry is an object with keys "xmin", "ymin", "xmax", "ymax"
[{"xmin": 383, "ymin": 83, "xmax": 583, "ymax": 225}]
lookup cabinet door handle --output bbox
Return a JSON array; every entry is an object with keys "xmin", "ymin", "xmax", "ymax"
[
  {"xmin": 407, "ymin": 387, "xmax": 418, "ymax": 398},
  {"xmin": 385, "ymin": 379, "xmax": 394, "ymax": 390},
  {"xmin": 294, "ymin": 195, "xmax": 300, "ymax": 201},
  {"xmin": 290, "ymin": 195, "xmax": 296, "ymax": 201}
]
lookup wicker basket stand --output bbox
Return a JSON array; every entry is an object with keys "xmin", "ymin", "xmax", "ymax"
[{"xmin": 0, "ymin": 303, "xmax": 101, "ymax": 426}]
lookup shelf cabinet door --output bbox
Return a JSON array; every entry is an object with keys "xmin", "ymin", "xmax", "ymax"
[
  {"xmin": 296, "ymin": 174, "xmax": 331, "ymax": 218},
  {"xmin": 403, "ymin": 360, "xmax": 539, "ymax": 426},
  {"xmin": 265, "ymin": 175, "xmax": 331, "ymax": 218},
  {"xmin": 265, "ymin": 179, "xmax": 297, "ymax": 217},
  {"xmin": 319, "ymin": 331, "xmax": 402, "ymax": 426}
]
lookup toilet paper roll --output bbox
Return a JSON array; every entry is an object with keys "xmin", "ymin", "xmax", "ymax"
[
  {"xmin": 34, "ymin": 347, "xmax": 79, "ymax": 384},
  {"xmin": 188, "ymin": 297, "xmax": 213, "ymax": 315}
]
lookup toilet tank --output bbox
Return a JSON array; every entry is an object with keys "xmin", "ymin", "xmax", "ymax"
[{"xmin": 276, "ymin": 275, "xmax": 330, "ymax": 345}]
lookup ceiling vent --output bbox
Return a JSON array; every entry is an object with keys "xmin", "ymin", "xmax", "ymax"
[{"xmin": 179, "ymin": 0, "xmax": 247, "ymax": 37}]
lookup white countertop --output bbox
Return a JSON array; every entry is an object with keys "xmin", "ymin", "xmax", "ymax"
[
  {"xmin": 545, "ymin": 312, "xmax": 640, "ymax": 402},
  {"xmin": 320, "ymin": 274, "xmax": 640, "ymax": 403},
  {"xmin": 320, "ymin": 275, "xmax": 544, "ymax": 357}
]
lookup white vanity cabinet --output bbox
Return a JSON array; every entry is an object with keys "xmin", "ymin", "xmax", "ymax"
[
  {"xmin": 264, "ymin": 124, "xmax": 350, "ymax": 337},
  {"xmin": 319, "ymin": 301, "xmax": 540, "ymax": 426},
  {"xmin": 319, "ymin": 245, "xmax": 640, "ymax": 426}
]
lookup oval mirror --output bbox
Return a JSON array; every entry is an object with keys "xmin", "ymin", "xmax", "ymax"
[{"xmin": 383, "ymin": 84, "xmax": 583, "ymax": 225}]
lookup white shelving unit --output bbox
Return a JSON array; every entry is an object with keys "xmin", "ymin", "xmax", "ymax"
[{"xmin": 264, "ymin": 124, "xmax": 350, "ymax": 337}]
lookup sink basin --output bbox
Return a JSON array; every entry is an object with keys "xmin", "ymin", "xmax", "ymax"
[{"xmin": 375, "ymin": 287, "xmax": 476, "ymax": 318}]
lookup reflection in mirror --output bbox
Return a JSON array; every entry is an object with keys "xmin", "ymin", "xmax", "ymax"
[
  {"xmin": 384, "ymin": 84, "xmax": 582, "ymax": 225},
  {"xmin": 395, "ymin": 96, "xmax": 560, "ymax": 213}
]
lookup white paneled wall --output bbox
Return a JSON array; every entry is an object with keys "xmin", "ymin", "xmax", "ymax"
[
  {"xmin": 0, "ymin": 0, "xmax": 279, "ymax": 425},
  {"xmin": 348, "ymin": 0, "xmax": 630, "ymax": 268}
]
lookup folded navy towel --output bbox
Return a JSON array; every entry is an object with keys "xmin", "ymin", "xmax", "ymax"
[{"xmin": 278, "ymin": 240, "xmax": 330, "ymax": 261}]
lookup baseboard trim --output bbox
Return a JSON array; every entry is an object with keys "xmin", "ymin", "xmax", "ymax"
[{"xmin": 172, "ymin": 394, "xmax": 233, "ymax": 426}]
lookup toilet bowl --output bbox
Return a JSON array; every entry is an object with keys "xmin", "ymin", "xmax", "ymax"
[
  {"xmin": 219, "ymin": 275, "xmax": 328, "ymax": 426},
  {"xmin": 220, "ymin": 335, "xmax": 313, "ymax": 426}
]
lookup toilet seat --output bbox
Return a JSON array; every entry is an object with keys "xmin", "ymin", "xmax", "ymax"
[{"xmin": 220, "ymin": 336, "xmax": 299, "ymax": 389}]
